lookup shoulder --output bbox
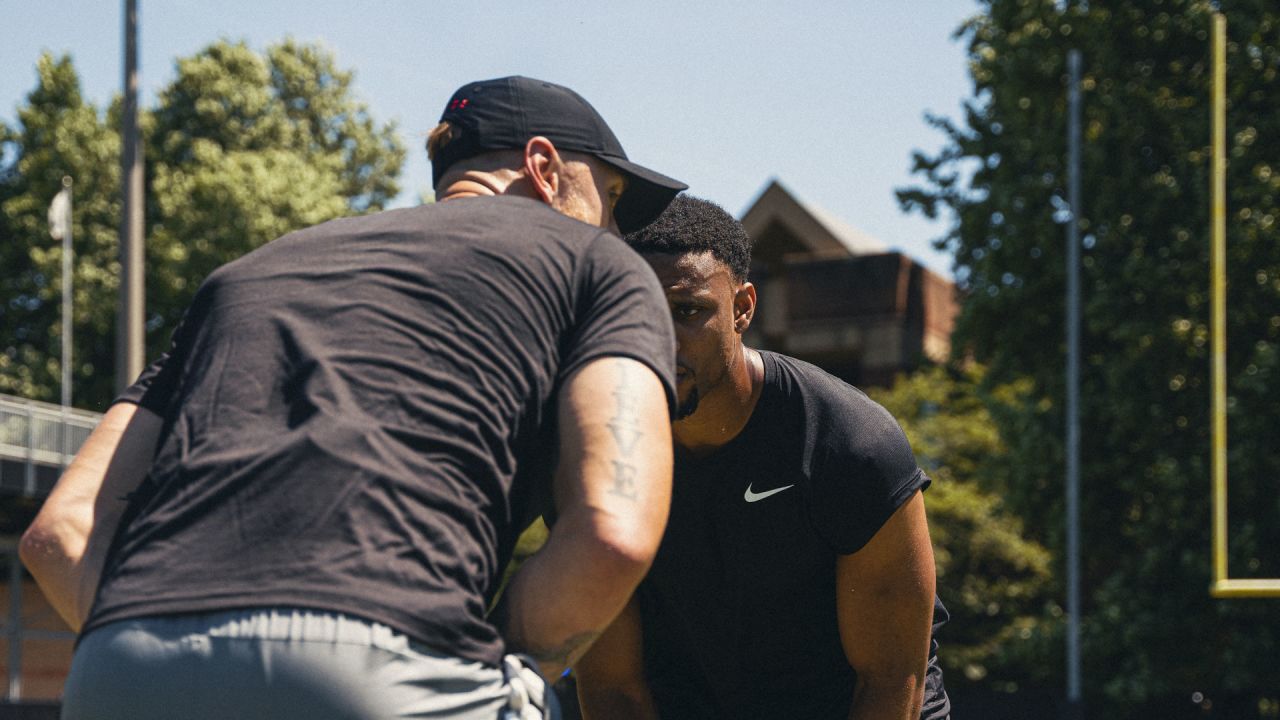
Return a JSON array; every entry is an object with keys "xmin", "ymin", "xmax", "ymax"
[
  {"xmin": 579, "ymin": 230, "xmax": 657, "ymax": 278},
  {"xmin": 556, "ymin": 228, "xmax": 675, "ymax": 407},
  {"xmin": 297, "ymin": 196, "xmax": 601, "ymax": 244},
  {"xmin": 764, "ymin": 354, "xmax": 927, "ymax": 553},
  {"xmin": 765, "ymin": 353, "xmax": 908, "ymax": 455},
  {"xmin": 434, "ymin": 195, "xmax": 606, "ymax": 238},
  {"xmin": 764, "ymin": 352, "xmax": 919, "ymax": 488}
]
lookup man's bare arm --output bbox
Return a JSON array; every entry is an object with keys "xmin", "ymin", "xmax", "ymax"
[
  {"xmin": 497, "ymin": 357, "xmax": 672, "ymax": 679},
  {"xmin": 19, "ymin": 403, "xmax": 162, "ymax": 630},
  {"xmin": 574, "ymin": 596, "xmax": 660, "ymax": 720},
  {"xmin": 837, "ymin": 490, "xmax": 936, "ymax": 720}
]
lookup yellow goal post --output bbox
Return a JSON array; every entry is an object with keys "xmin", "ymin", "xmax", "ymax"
[{"xmin": 1209, "ymin": 12, "xmax": 1280, "ymax": 599}]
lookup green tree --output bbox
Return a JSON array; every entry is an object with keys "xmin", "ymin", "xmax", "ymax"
[
  {"xmin": 146, "ymin": 39, "xmax": 404, "ymax": 366},
  {"xmin": 1, "ymin": 40, "xmax": 405, "ymax": 411},
  {"xmin": 900, "ymin": 0, "xmax": 1280, "ymax": 713},
  {"xmin": 869, "ymin": 365, "xmax": 1057, "ymax": 697},
  {"xmin": 0, "ymin": 54, "xmax": 122, "ymax": 407}
]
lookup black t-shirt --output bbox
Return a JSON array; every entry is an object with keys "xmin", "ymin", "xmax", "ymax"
[
  {"xmin": 85, "ymin": 196, "xmax": 677, "ymax": 667},
  {"xmin": 637, "ymin": 351, "xmax": 950, "ymax": 719}
]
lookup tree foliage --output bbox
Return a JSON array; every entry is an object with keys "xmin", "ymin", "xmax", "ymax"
[
  {"xmin": 1, "ymin": 54, "xmax": 122, "ymax": 406},
  {"xmin": 869, "ymin": 365, "xmax": 1058, "ymax": 696},
  {"xmin": 900, "ymin": 0, "xmax": 1280, "ymax": 712},
  {"xmin": 1, "ymin": 40, "xmax": 404, "ymax": 410}
]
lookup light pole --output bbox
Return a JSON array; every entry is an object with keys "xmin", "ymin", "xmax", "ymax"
[
  {"xmin": 118, "ymin": 0, "xmax": 145, "ymax": 392},
  {"xmin": 1064, "ymin": 48, "xmax": 1084, "ymax": 720}
]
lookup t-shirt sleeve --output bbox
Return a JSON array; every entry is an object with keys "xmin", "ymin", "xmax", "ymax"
[
  {"xmin": 807, "ymin": 392, "xmax": 931, "ymax": 555},
  {"xmin": 559, "ymin": 232, "xmax": 678, "ymax": 413},
  {"xmin": 112, "ymin": 310, "xmax": 192, "ymax": 415}
]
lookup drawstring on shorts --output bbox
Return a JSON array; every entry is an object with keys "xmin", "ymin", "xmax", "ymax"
[{"xmin": 499, "ymin": 655, "xmax": 556, "ymax": 720}]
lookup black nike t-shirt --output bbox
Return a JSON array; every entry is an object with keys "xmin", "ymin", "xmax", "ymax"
[
  {"xmin": 85, "ymin": 196, "xmax": 677, "ymax": 666},
  {"xmin": 637, "ymin": 351, "xmax": 950, "ymax": 719}
]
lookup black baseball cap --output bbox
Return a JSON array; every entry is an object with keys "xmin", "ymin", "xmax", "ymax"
[{"xmin": 432, "ymin": 76, "xmax": 687, "ymax": 234}]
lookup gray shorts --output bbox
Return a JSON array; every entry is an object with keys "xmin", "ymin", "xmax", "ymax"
[{"xmin": 62, "ymin": 608, "xmax": 556, "ymax": 720}]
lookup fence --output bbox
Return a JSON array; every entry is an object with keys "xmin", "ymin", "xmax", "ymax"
[{"xmin": 0, "ymin": 396, "xmax": 100, "ymax": 498}]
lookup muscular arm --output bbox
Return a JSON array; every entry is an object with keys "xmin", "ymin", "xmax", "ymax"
[
  {"xmin": 19, "ymin": 402, "xmax": 162, "ymax": 630},
  {"xmin": 497, "ymin": 357, "xmax": 672, "ymax": 679},
  {"xmin": 838, "ymin": 490, "xmax": 936, "ymax": 720},
  {"xmin": 574, "ymin": 596, "xmax": 660, "ymax": 720}
]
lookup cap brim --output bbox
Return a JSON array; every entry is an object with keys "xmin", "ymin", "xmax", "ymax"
[{"xmin": 596, "ymin": 156, "xmax": 688, "ymax": 235}]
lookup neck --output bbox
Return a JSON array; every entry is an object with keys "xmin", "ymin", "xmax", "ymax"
[
  {"xmin": 438, "ymin": 178, "xmax": 502, "ymax": 201},
  {"xmin": 437, "ymin": 170, "xmax": 531, "ymax": 202},
  {"xmin": 673, "ymin": 345, "xmax": 763, "ymax": 455}
]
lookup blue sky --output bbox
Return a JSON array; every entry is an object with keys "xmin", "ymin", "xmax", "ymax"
[{"xmin": 2, "ymin": 1, "xmax": 980, "ymax": 276}]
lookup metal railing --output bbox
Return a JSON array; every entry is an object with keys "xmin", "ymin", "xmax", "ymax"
[{"xmin": 0, "ymin": 395, "xmax": 101, "ymax": 498}]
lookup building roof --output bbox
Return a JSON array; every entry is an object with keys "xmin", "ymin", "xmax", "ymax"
[{"xmin": 740, "ymin": 179, "xmax": 887, "ymax": 259}]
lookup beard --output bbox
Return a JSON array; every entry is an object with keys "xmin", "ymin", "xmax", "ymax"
[{"xmin": 675, "ymin": 385, "xmax": 701, "ymax": 420}]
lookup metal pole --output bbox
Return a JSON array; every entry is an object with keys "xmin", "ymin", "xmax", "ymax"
[
  {"xmin": 1210, "ymin": 12, "xmax": 1230, "ymax": 592},
  {"xmin": 7, "ymin": 549, "xmax": 23, "ymax": 699},
  {"xmin": 23, "ymin": 405, "xmax": 35, "ymax": 497},
  {"xmin": 118, "ymin": 0, "xmax": 145, "ymax": 393},
  {"xmin": 61, "ymin": 176, "xmax": 73, "ymax": 411},
  {"xmin": 1204, "ymin": 9, "xmax": 1279, "ymax": 600},
  {"xmin": 61, "ymin": 177, "xmax": 74, "ymax": 468},
  {"xmin": 1065, "ymin": 48, "xmax": 1083, "ymax": 716}
]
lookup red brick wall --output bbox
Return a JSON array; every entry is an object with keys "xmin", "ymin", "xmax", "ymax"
[{"xmin": 0, "ymin": 580, "xmax": 74, "ymax": 701}]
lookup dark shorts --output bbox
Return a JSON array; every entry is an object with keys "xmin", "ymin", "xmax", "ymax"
[{"xmin": 923, "ymin": 653, "xmax": 952, "ymax": 720}]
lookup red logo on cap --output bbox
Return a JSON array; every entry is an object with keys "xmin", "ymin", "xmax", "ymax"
[{"xmin": 449, "ymin": 98, "xmax": 470, "ymax": 111}]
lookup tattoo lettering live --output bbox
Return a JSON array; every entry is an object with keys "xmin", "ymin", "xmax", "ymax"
[{"xmin": 606, "ymin": 363, "xmax": 643, "ymax": 500}]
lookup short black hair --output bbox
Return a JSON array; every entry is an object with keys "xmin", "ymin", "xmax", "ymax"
[{"xmin": 624, "ymin": 195, "xmax": 752, "ymax": 281}]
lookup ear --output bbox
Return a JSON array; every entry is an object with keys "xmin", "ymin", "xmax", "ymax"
[
  {"xmin": 733, "ymin": 281, "xmax": 757, "ymax": 334},
  {"xmin": 523, "ymin": 136, "xmax": 561, "ymax": 205}
]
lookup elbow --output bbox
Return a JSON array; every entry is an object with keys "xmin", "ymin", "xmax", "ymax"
[
  {"xmin": 572, "ymin": 512, "xmax": 664, "ymax": 585},
  {"xmin": 19, "ymin": 524, "xmax": 58, "ymax": 577},
  {"xmin": 19, "ymin": 515, "xmax": 80, "ymax": 579},
  {"xmin": 598, "ymin": 489, "xmax": 670, "ymax": 574},
  {"xmin": 596, "ymin": 526, "xmax": 661, "ymax": 575}
]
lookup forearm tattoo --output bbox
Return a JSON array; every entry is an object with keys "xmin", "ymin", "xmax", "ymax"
[{"xmin": 605, "ymin": 362, "xmax": 643, "ymax": 501}]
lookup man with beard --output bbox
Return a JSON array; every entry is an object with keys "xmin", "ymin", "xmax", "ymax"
[
  {"xmin": 574, "ymin": 195, "xmax": 951, "ymax": 719},
  {"xmin": 22, "ymin": 76, "xmax": 686, "ymax": 720}
]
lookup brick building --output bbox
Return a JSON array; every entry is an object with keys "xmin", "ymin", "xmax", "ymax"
[{"xmin": 740, "ymin": 179, "xmax": 957, "ymax": 387}]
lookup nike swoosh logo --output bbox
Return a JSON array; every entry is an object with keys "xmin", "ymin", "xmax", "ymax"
[{"xmin": 743, "ymin": 483, "xmax": 795, "ymax": 503}]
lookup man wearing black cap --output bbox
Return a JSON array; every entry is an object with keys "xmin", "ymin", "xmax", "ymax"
[{"xmin": 23, "ymin": 76, "xmax": 686, "ymax": 720}]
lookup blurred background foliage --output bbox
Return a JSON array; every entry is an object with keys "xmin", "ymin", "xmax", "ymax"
[
  {"xmin": 870, "ymin": 365, "xmax": 1058, "ymax": 695},
  {"xmin": 899, "ymin": 0, "xmax": 1280, "ymax": 714},
  {"xmin": 1, "ymin": 39, "xmax": 404, "ymax": 410},
  {"xmin": 3, "ymin": 0, "xmax": 1280, "ymax": 714}
]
